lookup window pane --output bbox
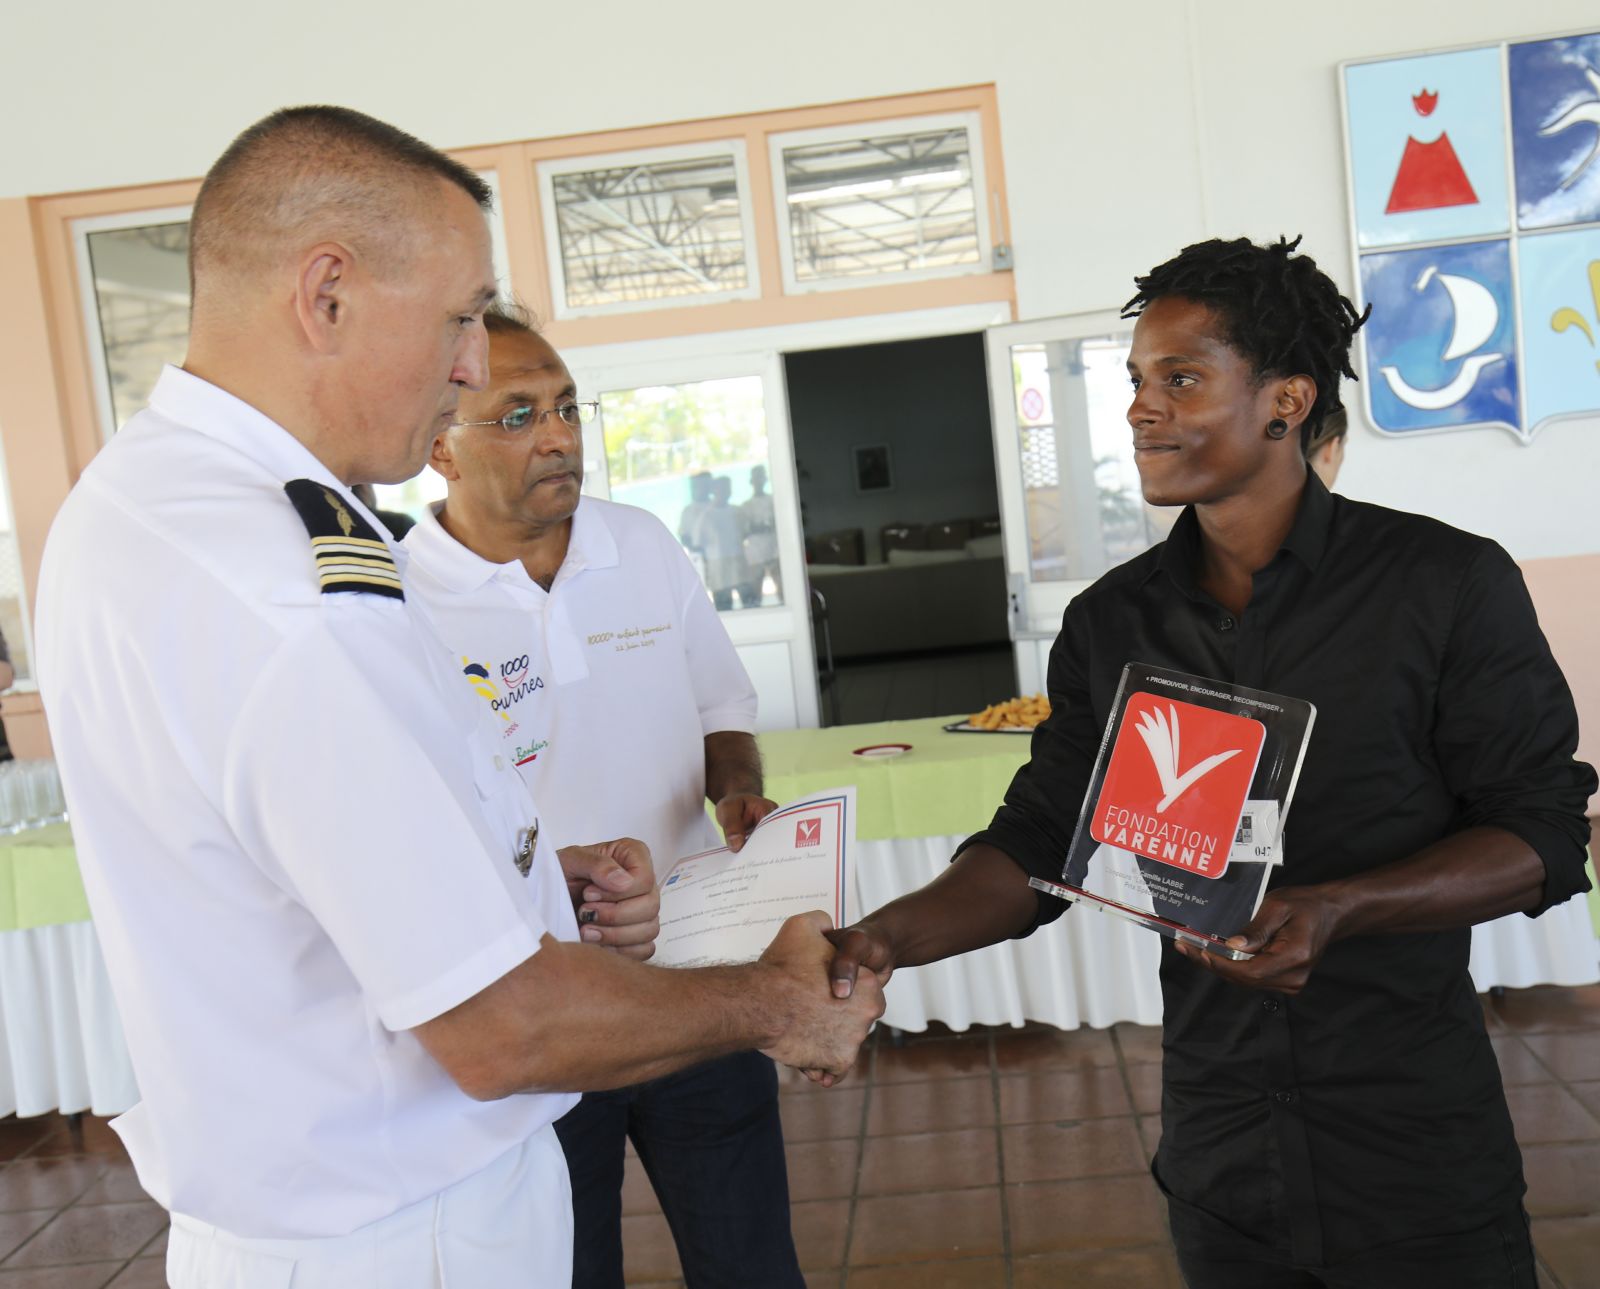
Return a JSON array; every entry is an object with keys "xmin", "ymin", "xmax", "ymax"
[
  {"xmin": 551, "ymin": 155, "xmax": 750, "ymax": 308},
  {"xmin": 85, "ymin": 221, "xmax": 192, "ymax": 431},
  {"xmin": 599, "ymin": 376, "xmax": 782, "ymax": 612},
  {"xmin": 1010, "ymin": 337, "xmax": 1175, "ymax": 582},
  {"xmin": 782, "ymin": 126, "xmax": 979, "ymax": 283}
]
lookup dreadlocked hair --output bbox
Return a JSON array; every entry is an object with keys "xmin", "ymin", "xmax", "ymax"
[{"xmin": 1121, "ymin": 236, "xmax": 1369, "ymax": 448}]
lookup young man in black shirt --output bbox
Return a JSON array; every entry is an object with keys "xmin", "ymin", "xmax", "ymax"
[{"xmin": 826, "ymin": 237, "xmax": 1595, "ymax": 1287}]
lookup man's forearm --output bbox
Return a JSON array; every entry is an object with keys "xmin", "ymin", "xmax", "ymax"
[
  {"xmin": 1322, "ymin": 825, "xmax": 1548, "ymax": 940},
  {"xmin": 705, "ymin": 730, "xmax": 763, "ymax": 802},
  {"xmin": 860, "ymin": 844, "xmax": 1042, "ymax": 969}
]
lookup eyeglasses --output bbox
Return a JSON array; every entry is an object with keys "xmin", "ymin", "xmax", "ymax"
[{"xmin": 452, "ymin": 401, "xmax": 598, "ymax": 432}]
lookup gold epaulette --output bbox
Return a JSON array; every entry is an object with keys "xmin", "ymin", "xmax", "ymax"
[{"xmin": 284, "ymin": 479, "xmax": 404, "ymax": 601}]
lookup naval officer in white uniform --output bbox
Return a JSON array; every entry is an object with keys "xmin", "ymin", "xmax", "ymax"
[{"xmin": 34, "ymin": 105, "xmax": 883, "ymax": 1289}]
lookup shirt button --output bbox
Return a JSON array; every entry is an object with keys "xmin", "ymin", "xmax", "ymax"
[
  {"xmin": 1272, "ymin": 1089, "xmax": 1298, "ymax": 1105},
  {"xmin": 1217, "ymin": 616, "xmax": 1236, "ymax": 632},
  {"xmin": 493, "ymin": 755, "xmax": 505, "ymax": 771},
  {"xmin": 1261, "ymin": 998, "xmax": 1280, "ymax": 1014}
]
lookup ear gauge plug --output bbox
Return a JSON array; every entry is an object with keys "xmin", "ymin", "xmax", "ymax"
[{"xmin": 1266, "ymin": 418, "xmax": 1290, "ymax": 440}]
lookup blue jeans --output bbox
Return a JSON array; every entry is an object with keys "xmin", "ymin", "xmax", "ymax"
[{"xmin": 553, "ymin": 1050, "xmax": 803, "ymax": 1289}]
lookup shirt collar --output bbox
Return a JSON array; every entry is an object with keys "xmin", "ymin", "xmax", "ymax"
[
  {"xmin": 148, "ymin": 363, "xmax": 397, "ymax": 548},
  {"xmin": 1149, "ymin": 470, "xmax": 1335, "ymax": 593},
  {"xmin": 403, "ymin": 494, "xmax": 619, "ymax": 595}
]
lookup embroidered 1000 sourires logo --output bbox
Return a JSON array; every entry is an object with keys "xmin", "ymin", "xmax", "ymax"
[{"xmin": 1088, "ymin": 693, "xmax": 1265, "ymax": 880}]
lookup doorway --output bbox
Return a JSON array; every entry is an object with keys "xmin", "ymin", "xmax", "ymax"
[{"xmin": 784, "ymin": 332, "xmax": 1016, "ymax": 726}]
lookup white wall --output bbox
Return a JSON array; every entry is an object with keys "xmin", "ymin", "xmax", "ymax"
[{"xmin": 4, "ymin": 0, "xmax": 1596, "ymax": 559}]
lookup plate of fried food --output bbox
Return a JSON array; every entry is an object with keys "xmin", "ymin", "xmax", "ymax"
[{"xmin": 943, "ymin": 694, "xmax": 1050, "ymax": 734}]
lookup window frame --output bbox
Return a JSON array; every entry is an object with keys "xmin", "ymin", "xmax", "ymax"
[
  {"xmin": 768, "ymin": 110, "xmax": 994, "ymax": 296},
  {"xmin": 536, "ymin": 138, "xmax": 763, "ymax": 320}
]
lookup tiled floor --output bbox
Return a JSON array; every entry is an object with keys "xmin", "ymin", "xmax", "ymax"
[{"xmin": 2, "ymin": 984, "xmax": 1596, "ymax": 1288}]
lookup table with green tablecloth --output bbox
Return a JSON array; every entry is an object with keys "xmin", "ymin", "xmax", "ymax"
[{"xmin": 2, "ymin": 721, "xmax": 1596, "ymax": 1116}]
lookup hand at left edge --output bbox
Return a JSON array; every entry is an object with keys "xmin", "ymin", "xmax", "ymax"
[
  {"xmin": 558, "ymin": 837, "xmax": 661, "ymax": 961},
  {"xmin": 715, "ymin": 792, "xmax": 779, "ymax": 853}
]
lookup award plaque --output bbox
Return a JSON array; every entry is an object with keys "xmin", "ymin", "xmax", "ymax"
[{"xmin": 1030, "ymin": 662, "xmax": 1316, "ymax": 959}]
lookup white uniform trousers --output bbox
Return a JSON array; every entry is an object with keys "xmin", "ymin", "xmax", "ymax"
[{"xmin": 165, "ymin": 1125, "xmax": 572, "ymax": 1288}]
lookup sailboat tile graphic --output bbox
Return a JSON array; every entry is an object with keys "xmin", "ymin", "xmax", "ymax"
[{"xmin": 1359, "ymin": 239, "xmax": 1520, "ymax": 436}]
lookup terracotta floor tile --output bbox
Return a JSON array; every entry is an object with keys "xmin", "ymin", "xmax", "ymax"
[
  {"xmin": 0, "ymin": 1120, "xmax": 58, "ymax": 1164},
  {"xmin": 993, "ymin": 1027, "xmax": 1119, "ymax": 1075},
  {"xmin": 786, "ymin": 1138, "xmax": 862, "ymax": 1203},
  {"xmin": 3, "ymin": 1201, "xmax": 167, "ymax": 1269},
  {"xmin": 847, "ymin": 1188, "xmax": 1003, "ymax": 1266},
  {"xmin": 858, "ymin": 1128, "xmax": 998, "ymax": 1195},
  {"xmin": 803, "ymin": 1272, "xmax": 842, "ymax": 1289},
  {"xmin": 1112, "ymin": 1024, "xmax": 1163, "ymax": 1065},
  {"xmin": 791, "ymin": 1199, "xmax": 850, "ymax": 1271},
  {"xmin": 1006, "ymin": 1175, "xmax": 1167, "ymax": 1255},
  {"xmin": 621, "ymin": 1155, "xmax": 660, "ymax": 1216},
  {"xmin": 1521, "ymin": 1142, "xmax": 1600, "ymax": 1218},
  {"xmin": 781, "ymin": 1088, "xmax": 867, "ymax": 1143},
  {"xmin": 0, "ymin": 1160, "xmax": 109, "ymax": 1214},
  {"xmin": 845, "ymin": 1256, "xmax": 1005, "ymax": 1287},
  {"xmin": 135, "ymin": 1228, "xmax": 165, "ymax": 1261},
  {"xmin": 0, "ymin": 1213, "xmax": 53, "ymax": 1264},
  {"xmin": 1492, "ymin": 985, "xmax": 1600, "ymax": 1034},
  {"xmin": 1506, "ymin": 1083, "xmax": 1600, "ymax": 1144},
  {"xmin": 1136, "ymin": 1115, "xmax": 1163, "ymax": 1166},
  {"xmin": 1532, "ymin": 1215, "xmax": 1600, "ymax": 1289},
  {"xmin": 1524, "ymin": 1032, "xmax": 1600, "ymax": 1084},
  {"xmin": 867, "ymin": 1077, "xmax": 994, "ymax": 1137},
  {"xmin": 71, "ymin": 1162, "xmax": 153, "ymax": 1207},
  {"xmin": 1571, "ymin": 1081, "xmax": 1600, "ymax": 1123},
  {"xmin": 105, "ymin": 1262, "xmax": 168, "ymax": 1289},
  {"xmin": 0, "ymin": 1267, "xmax": 123, "ymax": 1288},
  {"xmin": 1012, "ymin": 1245, "xmax": 1184, "ymax": 1288},
  {"xmin": 996, "ymin": 1068, "xmax": 1131, "ymax": 1124},
  {"xmin": 1493, "ymin": 1035, "xmax": 1557, "ymax": 1085},
  {"xmin": 1127, "ymin": 1063, "xmax": 1163, "ymax": 1116},
  {"xmin": 22, "ymin": 1121, "xmax": 126, "ymax": 1164},
  {"xmin": 872, "ymin": 1041, "xmax": 991, "ymax": 1085},
  {"xmin": 1000, "ymin": 1117, "xmax": 1146, "ymax": 1184},
  {"xmin": 619, "ymin": 1211, "xmax": 682, "ymax": 1284}
]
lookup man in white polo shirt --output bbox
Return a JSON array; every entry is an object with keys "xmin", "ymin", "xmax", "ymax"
[
  {"xmin": 404, "ymin": 303, "xmax": 805, "ymax": 1288},
  {"xmin": 34, "ymin": 106, "xmax": 882, "ymax": 1289}
]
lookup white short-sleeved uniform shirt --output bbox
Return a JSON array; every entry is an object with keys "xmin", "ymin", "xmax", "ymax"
[
  {"xmin": 402, "ymin": 497, "xmax": 757, "ymax": 865},
  {"xmin": 34, "ymin": 367, "xmax": 578, "ymax": 1241}
]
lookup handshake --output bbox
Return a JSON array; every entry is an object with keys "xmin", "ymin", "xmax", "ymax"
[{"xmin": 560, "ymin": 832, "xmax": 892, "ymax": 1086}]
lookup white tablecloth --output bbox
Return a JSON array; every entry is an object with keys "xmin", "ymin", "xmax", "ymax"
[{"xmin": 1, "ymin": 838, "xmax": 1594, "ymax": 1115}]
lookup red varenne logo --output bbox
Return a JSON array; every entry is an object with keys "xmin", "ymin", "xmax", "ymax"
[
  {"xmin": 1089, "ymin": 692, "xmax": 1265, "ymax": 880},
  {"xmin": 795, "ymin": 818, "xmax": 822, "ymax": 848}
]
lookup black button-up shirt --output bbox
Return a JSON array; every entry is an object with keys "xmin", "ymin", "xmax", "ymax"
[{"xmin": 970, "ymin": 474, "xmax": 1595, "ymax": 1266}]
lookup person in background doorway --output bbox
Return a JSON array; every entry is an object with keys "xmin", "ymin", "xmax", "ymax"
[
  {"xmin": 677, "ymin": 471, "xmax": 714, "ymax": 562},
  {"xmin": 700, "ymin": 475, "xmax": 749, "ymax": 611},
  {"xmin": 1304, "ymin": 406, "xmax": 1348, "ymax": 488},
  {"xmin": 739, "ymin": 463, "xmax": 778, "ymax": 607},
  {"xmin": 406, "ymin": 302, "xmax": 805, "ymax": 1289}
]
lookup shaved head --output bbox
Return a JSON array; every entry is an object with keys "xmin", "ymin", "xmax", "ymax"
[{"xmin": 189, "ymin": 105, "xmax": 492, "ymax": 298}]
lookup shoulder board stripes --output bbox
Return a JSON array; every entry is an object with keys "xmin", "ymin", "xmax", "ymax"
[{"xmin": 284, "ymin": 479, "xmax": 404, "ymax": 601}]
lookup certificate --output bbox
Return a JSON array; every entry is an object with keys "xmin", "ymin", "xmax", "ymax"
[{"xmin": 651, "ymin": 788, "xmax": 855, "ymax": 968}]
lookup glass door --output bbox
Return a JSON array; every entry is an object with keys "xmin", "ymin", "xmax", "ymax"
[
  {"xmin": 984, "ymin": 310, "xmax": 1174, "ymax": 690},
  {"xmin": 565, "ymin": 348, "xmax": 820, "ymax": 731}
]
